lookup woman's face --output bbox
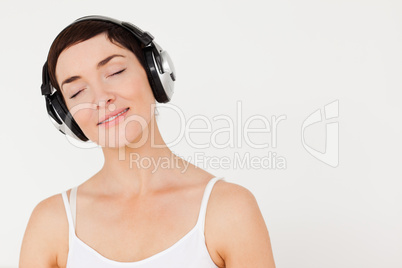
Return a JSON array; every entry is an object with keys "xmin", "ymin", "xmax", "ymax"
[{"xmin": 55, "ymin": 33, "xmax": 156, "ymax": 147}]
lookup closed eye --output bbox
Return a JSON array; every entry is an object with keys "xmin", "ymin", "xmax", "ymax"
[
  {"xmin": 109, "ymin": 69, "xmax": 126, "ymax": 77},
  {"xmin": 69, "ymin": 69, "xmax": 126, "ymax": 99},
  {"xmin": 70, "ymin": 89, "xmax": 84, "ymax": 99}
]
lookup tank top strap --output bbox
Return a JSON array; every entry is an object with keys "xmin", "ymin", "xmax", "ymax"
[
  {"xmin": 70, "ymin": 186, "xmax": 78, "ymax": 229},
  {"xmin": 196, "ymin": 177, "xmax": 225, "ymax": 233},
  {"xmin": 61, "ymin": 186, "xmax": 78, "ymax": 248}
]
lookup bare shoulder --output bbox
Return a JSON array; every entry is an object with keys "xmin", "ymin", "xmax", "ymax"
[
  {"xmin": 19, "ymin": 192, "xmax": 68, "ymax": 268},
  {"xmin": 211, "ymin": 179, "xmax": 257, "ymax": 206},
  {"xmin": 207, "ymin": 180, "xmax": 276, "ymax": 268},
  {"xmin": 208, "ymin": 180, "xmax": 264, "ymax": 229}
]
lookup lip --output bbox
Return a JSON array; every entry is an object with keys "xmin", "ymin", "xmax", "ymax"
[{"xmin": 97, "ymin": 107, "xmax": 130, "ymax": 126}]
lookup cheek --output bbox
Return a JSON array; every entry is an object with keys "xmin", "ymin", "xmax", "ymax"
[
  {"xmin": 70, "ymin": 108, "xmax": 95, "ymax": 133},
  {"xmin": 124, "ymin": 74, "xmax": 149, "ymax": 97},
  {"xmin": 122, "ymin": 74, "xmax": 156, "ymax": 110}
]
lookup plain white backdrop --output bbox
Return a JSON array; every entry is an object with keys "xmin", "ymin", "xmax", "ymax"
[{"xmin": 1, "ymin": 0, "xmax": 401, "ymax": 267}]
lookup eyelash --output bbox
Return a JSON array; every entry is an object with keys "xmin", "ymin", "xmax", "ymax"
[
  {"xmin": 70, "ymin": 89, "xmax": 83, "ymax": 99},
  {"xmin": 110, "ymin": 68, "xmax": 126, "ymax": 77},
  {"xmin": 69, "ymin": 69, "xmax": 126, "ymax": 99}
]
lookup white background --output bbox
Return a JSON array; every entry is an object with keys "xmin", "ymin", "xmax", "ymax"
[{"xmin": 1, "ymin": 0, "xmax": 401, "ymax": 267}]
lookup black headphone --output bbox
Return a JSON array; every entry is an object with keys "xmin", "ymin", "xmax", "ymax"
[{"xmin": 41, "ymin": 15, "xmax": 176, "ymax": 142}]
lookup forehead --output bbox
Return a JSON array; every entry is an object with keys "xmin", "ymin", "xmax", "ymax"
[{"xmin": 55, "ymin": 33, "xmax": 130, "ymax": 80}]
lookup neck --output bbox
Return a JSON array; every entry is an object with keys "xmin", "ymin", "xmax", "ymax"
[{"xmin": 95, "ymin": 115, "xmax": 190, "ymax": 196}]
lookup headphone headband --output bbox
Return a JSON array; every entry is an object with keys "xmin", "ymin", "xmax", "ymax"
[{"xmin": 73, "ymin": 15, "xmax": 154, "ymax": 46}]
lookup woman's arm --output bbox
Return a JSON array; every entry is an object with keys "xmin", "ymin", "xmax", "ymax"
[
  {"xmin": 211, "ymin": 182, "xmax": 276, "ymax": 268},
  {"xmin": 19, "ymin": 195, "xmax": 63, "ymax": 268}
]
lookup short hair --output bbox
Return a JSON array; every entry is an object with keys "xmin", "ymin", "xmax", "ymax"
[{"xmin": 47, "ymin": 20, "xmax": 147, "ymax": 92}]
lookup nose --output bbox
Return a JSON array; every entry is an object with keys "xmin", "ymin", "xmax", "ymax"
[
  {"xmin": 95, "ymin": 86, "xmax": 115, "ymax": 111},
  {"xmin": 97, "ymin": 98, "xmax": 113, "ymax": 110}
]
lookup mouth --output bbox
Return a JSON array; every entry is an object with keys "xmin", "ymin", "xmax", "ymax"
[{"xmin": 97, "ymin": 108, "xmax": 130, "ymax": 125}]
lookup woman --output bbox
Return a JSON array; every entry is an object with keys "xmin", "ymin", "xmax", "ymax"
[{"xmin": 19, "ymin": 15, "xmax": 276, "ymax": 267}]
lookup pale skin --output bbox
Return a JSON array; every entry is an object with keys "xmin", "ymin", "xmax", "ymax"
[{"xmin": 19, "ymin": 33, "xmax": 276, "ymax": 268}]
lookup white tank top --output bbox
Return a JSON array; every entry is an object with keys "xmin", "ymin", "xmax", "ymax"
[{"xmin": 61, "ymin": 177, "xmax": 224, "ymax": 267}]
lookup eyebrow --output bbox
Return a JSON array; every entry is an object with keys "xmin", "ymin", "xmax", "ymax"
[
  {"xmin": 97, "ymin": 54, "xmax": 125, "ymax": 69},
  {"xmin": 60, "ymin": 54, "xmax": 126, "ymax": 90},
  {"xmin": 61, "ymin": 76, "xmax": 81, "ymax": 91}
]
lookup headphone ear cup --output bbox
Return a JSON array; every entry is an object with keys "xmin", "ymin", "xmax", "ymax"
[
  {"xmin": 45, "ymin": 95, "xmax": 63, "ymax": 126},
  {"xmin": 143, "ymin": 46, "xmax": 172, "ymax": 103},
  {"xmin": 49, "ymin": 91, "xmax": 89, "ymax": 141}
]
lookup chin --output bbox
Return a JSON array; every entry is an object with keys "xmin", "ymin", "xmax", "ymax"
[{"xmin": 93, "ymin": 121, "xmax": 151, "ymax": 149}]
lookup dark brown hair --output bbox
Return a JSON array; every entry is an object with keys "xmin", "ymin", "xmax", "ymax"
[{"xmin": 47, "ymin": 20, "xmax": 147, "ymax": 91}]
